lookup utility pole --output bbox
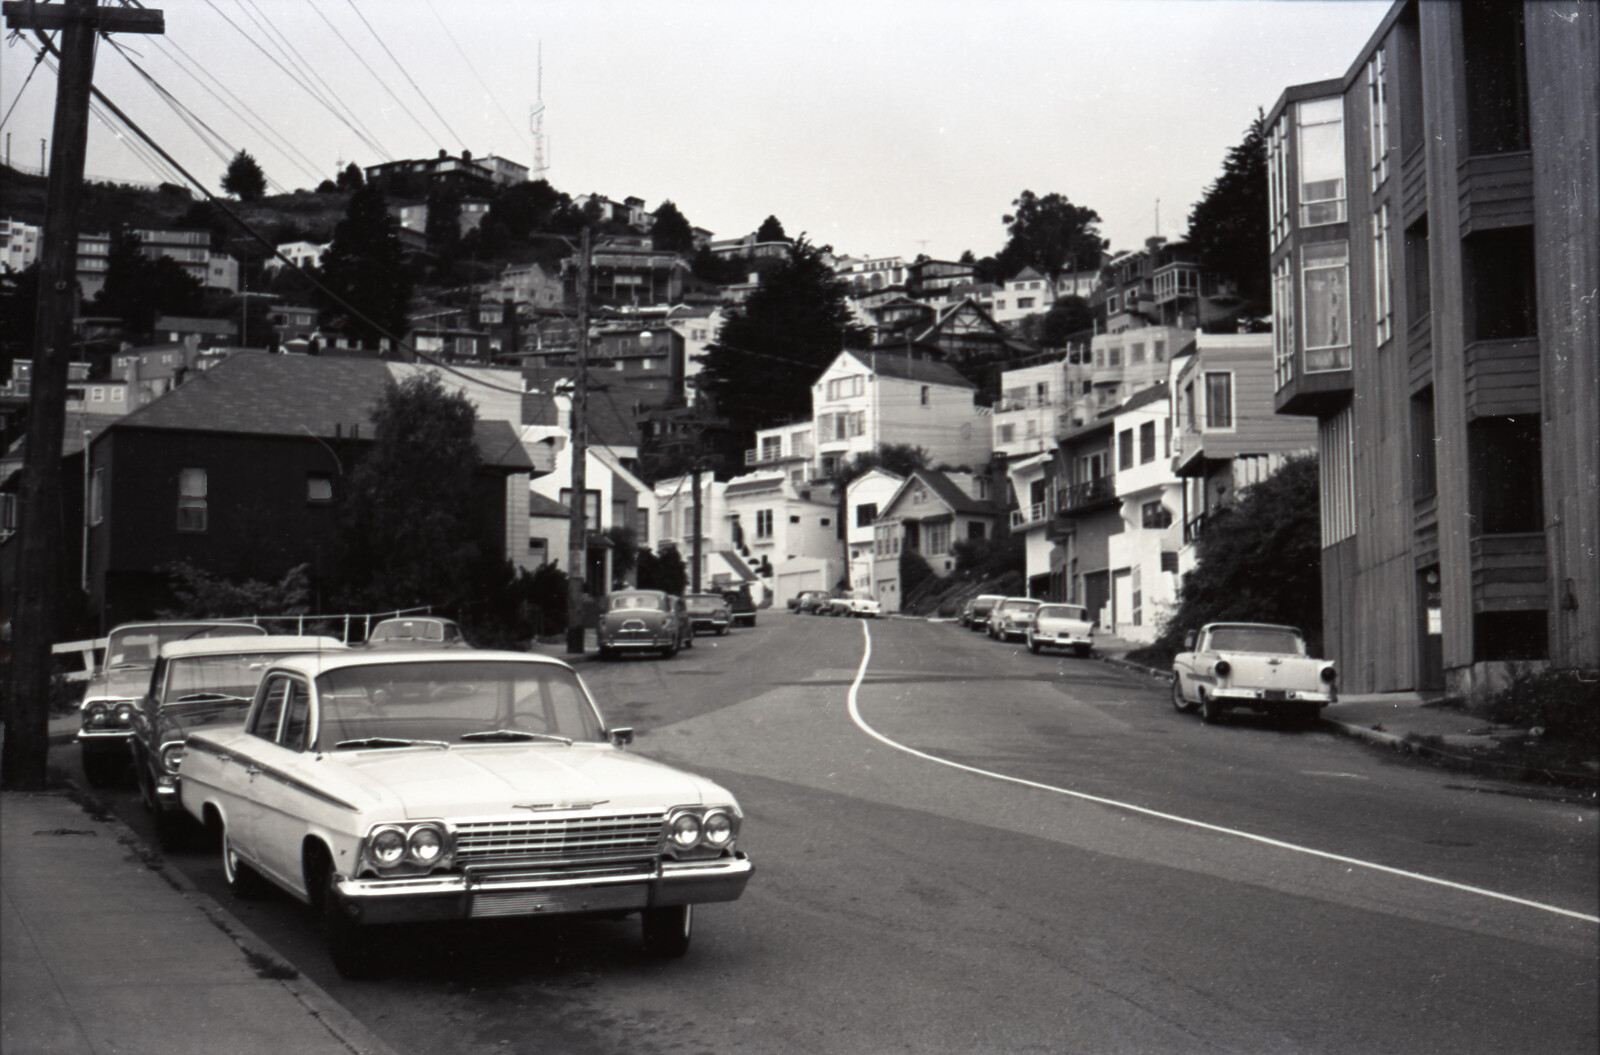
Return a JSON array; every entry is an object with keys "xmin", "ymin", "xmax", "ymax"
[
  {"xmin": 690, "ymin": 458, "xmax": 703, "ymax": 593},
  {"xmin": 2, "ymin": 0, "xmax": 164, "ymax": 790},
  {"xmin": 565, "ymin": 225, "xmax": 590, "ymax": 653}
]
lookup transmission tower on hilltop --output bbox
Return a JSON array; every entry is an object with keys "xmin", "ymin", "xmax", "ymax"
[{"xmin": 529, "ymin": 43, "xmax": 549, "ymax": 179}]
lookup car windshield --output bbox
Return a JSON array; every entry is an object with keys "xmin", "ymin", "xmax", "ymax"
[
  {"xmin": 608, "ymin": 594, "xmax": 664, "ymax": 612},
  {"xmin": 1207, "ymin": 627, "xmax": 1305, "ymax": 654},
  {"xmin": 162, "ymin": 651, "xmax": 304, "ymax": 706},
  {"xmin": 685, "ymin": 595, "xmax": 723, "ymax": 610},
  {"xmin": 107, "ymin": 623, "xmax": 263, "ymax": 668},
  {"xmin": 370, "ymin": 620, "xmax": 449, "ymax": 642},
  {"xmin": 315, "ymin": 660, "xmax": 606, "ymax": 750},
  {"xmin": 1003, "ymin": 600, "xmax": 1041, "ymax": 613},
  {"xmin": 1038, "ymin": 605, "xmax": 1087, "ymax": 621},
  {"xmin": 972, "ymin": 597, "xmax": 1001, "ymax": 610}
]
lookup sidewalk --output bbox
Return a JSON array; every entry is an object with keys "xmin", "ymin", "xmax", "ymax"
[
  {"xmin": 1, "ymin": 789, "xmax": 398, "ymax": 1055},
  {"xmin": 1092, "ymin": 632, "xmax": 1599, "ymax": 793}
]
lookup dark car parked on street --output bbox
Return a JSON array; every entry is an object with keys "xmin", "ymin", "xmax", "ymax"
[{"xmin": 720, "ymin": 584, "xmax": 757, "ymax": 627}]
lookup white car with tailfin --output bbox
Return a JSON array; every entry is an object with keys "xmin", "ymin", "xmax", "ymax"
[{"xmin": 1171, "ymin": 622, "xmax": 1336, "ymax": 727}]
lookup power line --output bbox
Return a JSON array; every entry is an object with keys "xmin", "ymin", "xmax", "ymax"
[
  {"xmin": 422, "ymin": 0, "xmax": 532, "ymax": 157},
  {"xmin": 298, "ymin": 0, "xmax": 441, "ymax": 156},
  {"xmin": 344, "ymin": 0, "xmax": 467, "ymax": 151},
  {"xmin": 0, "ymin": 35, "xmax": 49, "ymax": 131}
]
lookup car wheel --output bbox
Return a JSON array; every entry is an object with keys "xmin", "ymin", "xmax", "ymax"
[
  {"xmin": 221, "ymin": 822, "xmax": 270, "ymax": 900},
  {"xmin": 1027, "ymin": 634, "xmax": 1040, "ymax": 654},
  {"xmin": 641, "ymin": 903, "xmax": 693, "ymax": 959},
  {"xmin": 1200, "ymin": 693, "xmax": 1225, "ymax": 725},
  {"xmin": 1171, "ymin": 675, "xmax": 1198, "ymax": 713},
  {"xmin": 718, "ymin": 626, "xmax": 728, "ymax": 636},
  {"xmin": 662, "ymin": 639, "xmax": 678, "ymax": 658},
  {"xmin": 321, "ymin": 872, "xmax": 380, "ymax": 979}
]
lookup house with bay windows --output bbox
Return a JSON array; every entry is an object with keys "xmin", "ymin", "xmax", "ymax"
[
  {"xmin": 871, "ymin": 469, "xmax": 1002, "ymax": 612},
  {"xmin": 1266, "ymin": 0, "xmax": 1597, "ymax": 700}
]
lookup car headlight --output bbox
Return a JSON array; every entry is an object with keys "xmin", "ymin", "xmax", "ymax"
[
  {"xmin": 369, "ymin": 825, "xmax": 407, "ymax": 867},
  {"xmin": 1320, "ymin": 665, "xmax": 1337, "ymax": 684},
  {"xmin": 702, "ymin": 810, "xmax": 734, "ymax": 847},
  {"xmin": 1213, "ymin": 659, "xmax": 1231, "ymax": 677},
  {"xmin": 670, "ymin": 812, "xmax": 701, "ymax": 848},
  {"xmin": 159, "ymin": 743, "xmax": 185, "ymax": 773},
  {"xmin": 407, "ymin": 824, "xmax": 444, "ymax": 865},
  {"xmin": 84, "ymin": 702, "xmax": 108, "ymax": 727},
  {"xmin": 114, "ymin": 703, "xmax": 136, "ymax": 725}
]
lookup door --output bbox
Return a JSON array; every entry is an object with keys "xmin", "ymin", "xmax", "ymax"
[
  {"xmin": 1417, "ymin": 566, "xmax": 1444, "ymax": 691},
  {"xmin": 250, "ymin": 675, "xmax": 318, "ymax": 892},
  {"xmin": 1083, "ymin": 570, "xmax": 1110, "ymax": 630}
]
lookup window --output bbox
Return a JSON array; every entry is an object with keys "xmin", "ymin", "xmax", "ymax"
[
  {"xmin": 1107, "ymin": 346, "xmax": 1122, "ymax": 367},
  {"xmin": 1130, "ymin": 343, "xmax": 1145, "ymax": 364},
  {"xmin": 755, "ymin": 509, "xmax": 774, "ymax": 539},
  {"xmin": 1302, "ymin": 241, "xmax": 1351, "ymax": 370},
  {"xmin": 529, "ymin": 536, "xmax": 548, "ymax": 562},
  {"xmin": 559, "ymin": 488, "xmax": 601, "ymax": 525},
  {"xmin": 1025, "ymin": 419, "xmax": 1038, "ymax": 438},
  {"xmin": 826, "ymin": 375, "xmax": 864, "ymax": 401},
  {"xmin": 1410, "ymin": 387, "xmax": 1437, "ymax": 501},
  {"xmin": 761, "ymin": 435, "xmax": 782, "ymax": 461},
  {"xmin": 1141, "ymin": 501, "xmax": 1173, "ymax": 529},
  {"xmin": 249, "ymin": 677, "xmax": 289, "ymax": 741},
  {"xmin": 1367, "ymin": 47, "xmax": 1390, "ymax": 190},
  {"xmin": 1469, "ymin": 416, "xmax": 1542, "ymax": 535},
  {"xmin": 1204, "ymin": 373, "xmax": 1234, "ymax": 430},
  {"xmin": 1094, "ymin": 348, "xmax": 1105, "ymax": 368},
  {"xmin": 997, "ymin": 424, "xmax": 1015, "ymax": 443},
  {"xmin": 1035, "ymin": 382, "xmax": 1049, "ymax": 404},
  {"xmin": 1372, "ymin": 204, "xmax": 1393, "ymax": 345},
  {"xmin": 1153, "ymin": 341, "xmax": 1165, "ymax": 361},
  {"xmin": 920, "ymin": 385, "xmax": 930, "ymax": 406},
  {"xmin": 1273, "ymin": 256, "xmax": 1296, "ymax": 390},
  {"xmin": 1464, "ymin": 227, "xmax": 1537, "ymax": 341},
  {"xmin": 1118, "ymin": 429, "xmax": 1134, "ymax": 470},
  {"xmin": 1461, "ymin": 0, "xmax": 1529, "ymax": 156},
  {"xmin": 1017, "ymin": 297, "xmax": 1035, "ymax": 309},
  {"xmin": 1298, "ymin": 97, "xmax": 1346, "ymax": 226},
  {"xmin": 1183, "ymin": 382, "xmax": 1197, "ymax": 430},
  {"xmin": 177, "ymin": 467, "xmax": 207, "ymax": 532},
  {"xmin": 89, "ymin": 467, "xmax": 105, "ymax": 525},
  {"xmin": 1268, "ymin": 114, "xmax": 1290, "ymax": 246},
  {"xmin": 1106, "ymin": 294, "xmax": 1120, "ymax": 315},
  {"xmin": 280, "ymin": 680, "xmax": 310, "ymax": 751},
  {"xmin": 1139, "ymin": 421, "xmax": 1156, "ymax": 463},
  {"xmin": 968, "ymin": 521, "xmax": 986, "ymax": 540},
  {"xmin": 926, "ymin": 521, "xmax": 951, "ymax": 555},
  {"xmin": 658, "ymin": 511, "xmax": 672, "ymax": 540},
  {"xmin": 307, "ymin": 473, "xmax": 333, "ymax": 503},
  {"xmin": 856, "ymin": 503, "xmax": 878, "ymax": 527}
]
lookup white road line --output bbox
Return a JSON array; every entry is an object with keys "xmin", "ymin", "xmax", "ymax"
[{"xmin": 846, "ymin": 620, "xmax": 1599, "ymax": 925}]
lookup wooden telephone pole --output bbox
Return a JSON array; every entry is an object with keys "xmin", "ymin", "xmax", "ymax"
[
  {"xmin": 565, "ymin": 226, "xmax": 590, "ymax": 653},
  {"xmin": 1, "ymin": 1, "xmax": 163, "ymax": 790}
]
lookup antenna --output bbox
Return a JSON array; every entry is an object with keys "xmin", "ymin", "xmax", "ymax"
[
  {"xmin": 529, "ymin": 42, "xmax": 548, "ymax": 179},
  {"xmin": 1154, "ymin": 198, "xmax": 1160, "ymax": 239}
]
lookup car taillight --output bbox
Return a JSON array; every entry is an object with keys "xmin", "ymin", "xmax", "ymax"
[
  {"xmin": 1320, "ymin": 665, "xmax": 1337, "ymax": 683},
  {"xmin": 1213, "ymin": 659, "xmax": 1231, "ymax": 677}
]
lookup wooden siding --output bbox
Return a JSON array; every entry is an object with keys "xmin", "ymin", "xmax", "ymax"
[
  {"xmin": 1462, "ymin": 337, "xmax": 1541, "ymax": 419},
  {"xmin": 1456, "ymin": 152, "xmax": 1534, "ymax": 237},
  {"xmin": 1527, "ymin": 0, "xmax": 1600, "ymax": 668},
  {"xmin": 1400, "ymin": 145, "xmax": 1428, "ymax": 228},
  {"xmin": 1470, "ymin": 533, "xmax": 1547, "ymax": 612},
  {"xmin": 1406, "ymin": 313, "xmax": 1433, "ymax": 391}
]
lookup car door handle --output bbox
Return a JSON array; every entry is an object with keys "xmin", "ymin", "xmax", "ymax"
[{"xmin": 244, "ymin": 765, "xmax": 262, "ymax": 779}]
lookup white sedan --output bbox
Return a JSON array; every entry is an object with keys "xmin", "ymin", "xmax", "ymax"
[
  {"xmin": 179, "ymin": 650, "xmax": 752, "ymax": 977},
  {"xmin": 1171, "ymin": 622, "xmax": 1337, "ymax": 726}
]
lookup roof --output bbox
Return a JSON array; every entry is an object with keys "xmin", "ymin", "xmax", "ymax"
[
  {"xmin": 915, "ymin": 469, "xmax": 1002, "ymax": 516},
  {"xmin": 1119, "ymin": 382, "xmax": 1170, "ymax": 415},
  {"xmin": 528, "ymin": 491, "xmax": 571, "ymax": 518},
  {"xmin": 107, "ymin": 352, "xmax": 532, "ymax": 470},
  {"xmin": 842, "ymin": 350, "xmax": 974, "ymax": 389}
]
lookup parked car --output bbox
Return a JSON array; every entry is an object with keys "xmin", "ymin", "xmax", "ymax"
[
  {"xmin": 988, "ymin": 598, "xmax": 1042, "ymax": 642},
  {"xmin": 130, "ymin": 635, "xmax": 346, "ymax": 849},
  {"xmin": 78, "ymin": 620, "xmax": 267, "ymax": 787},
  {"xmin": 833, "ymin": 591, "xmax": 882, "ymax": 618},
  {"xmin": 791, "ymin": 589, "xmax": 830, "ymax": 614},
  {"xmin": 364, "ymin": 616, "xmax": 469, "ymax": 649},
  {"xmin": 720, "ymin": 584, "xmax": 757, "ymax": 627},
  {"xmin": 178, "ymin": 649, "xmax": 753, "ymax": 976},
  {"xmin": 1026, "ymin": 604, "xmax": 1096, "ymax": 656},
  {"xmin": 963, "ymin": 594, "xmax": 1006, "ymax": 631},
  {"xmin": 596, "ymin": 589, "xmax": 693, "ymax": 659},
  {"xmin": 684, "ymin": 593, "xmax": 732, "ymax": 636},
  {"xmin": 1171, "ymin": 622, "xmax": 1337, "ymax": 726}
]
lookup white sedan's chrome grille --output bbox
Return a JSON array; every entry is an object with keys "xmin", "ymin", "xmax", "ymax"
[{"xmin": 454, "ymin": 812, "xmax": 664, "ymax": 866}]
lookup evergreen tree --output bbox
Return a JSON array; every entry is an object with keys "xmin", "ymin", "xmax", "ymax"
[
  {"xmin": 696, "ymin": 237, "xmax": 867, "ymax": 433},
  {"xmin": 651, "ymin": 200, "xmax": 696, "ymax": 254},
  {"xmin": 755, "ymin": 214, "xmax": 789, "ymax": 243},
  {"xmin": 336, "ymin": 162, "xmax": 365, "ymax": 191},
  {"xmin": 314, "ymin": 185, "xmax": 412, "ymax": 345},
  {"xmin": 1188, "ymin": 112, "xmax": 1270, "ymax": 323},
  {"xmin": 997, "ymin": 190, "xmax": 1105, "ymax": 283},
  {"xmin": 221, "ymin": 150, "xmax": 268, "ymax": 202},
  {"xmin": 335, "ymin": 372, "xmax": 481, "ymax": 609},
  {"xmin": 91, "ymin": 231, "xmax": 205, "ymax": 340}
]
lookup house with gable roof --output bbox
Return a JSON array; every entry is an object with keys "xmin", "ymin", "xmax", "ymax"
[
  {"xmin": 60, "ymin": 353, "xmax": 540, "ymax": 630},
  {"xmin": 870, "ymin": 468, "xmax": 1003, "ymax": 612}
]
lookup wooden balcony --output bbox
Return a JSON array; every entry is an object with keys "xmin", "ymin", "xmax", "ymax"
[
  {"xmin": 1470, "ymin": 532, "xmax": 1547, "ymax": 611},
  {"xmin": 1407, "ymin": 312, "xmax": 1433, "ymax": 392},
  {"xmin": 1457, "ymin": 152, "xmax": 1533, "ymax": 239},
  {"xmin": 1463, "ymin": 336, "xmax": 1540, "ymax": 420}
]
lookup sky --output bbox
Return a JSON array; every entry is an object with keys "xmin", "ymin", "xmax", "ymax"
[{"xmin": 2, "ymin": 0, "xmax": 1391, "ymax": 262}]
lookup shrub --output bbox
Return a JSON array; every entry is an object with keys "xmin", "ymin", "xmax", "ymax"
[{"xmin": 1484, "ymin": 667, "xmax": 1600, "ymax": 749}]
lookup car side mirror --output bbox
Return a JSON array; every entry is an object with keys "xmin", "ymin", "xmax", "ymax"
[
  {"xmin": 1183, "ymin": 631, "xmax": 1196, "ymax": 650},
  {"xmin": 610, "ymin": 727, "xmax": 634, "ymax": 747}
]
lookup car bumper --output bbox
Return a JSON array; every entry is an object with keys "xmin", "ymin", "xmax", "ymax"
[
  {"xmin": 1209, "ymin": 687, "xmax": 1336, "ymax": 706},
  {"xmin": 1032, "ymin": 632, "xmax": 1092, "ymax": 648},
  {"xmin": 601, "ymin": 636, "xmax": 677, "ymax": 650},
  {"xmin": 77, "ymin": 729, "xmax": 134, "ymax": 749},
  {"xmin": 689, "ymin": 618, "xmax": 730, "ymax": 633},
  {"xmin": 334, "ymin": 853, "xmax": 754, "ymax": 924}
]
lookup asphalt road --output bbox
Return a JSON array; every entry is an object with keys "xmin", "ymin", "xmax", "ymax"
[{"xmin": 58, "ymin": 614, "xmax": 1599, "ymax": 1055}]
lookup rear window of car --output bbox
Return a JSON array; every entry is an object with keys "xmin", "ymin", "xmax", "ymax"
[
  {"xmin": 1208, "ymin": 627, "xmax": 1305, "ymax": 654},
  {"xmin": 1037, "ymin": 606, "xmax": 1087, "ymax": 621},
  {"xmin": 608, "ymin": 594, "xmax": 664, "ymax": 612}
]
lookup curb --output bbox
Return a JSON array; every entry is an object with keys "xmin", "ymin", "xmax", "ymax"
[
  {"xmin": 1317, "ymin": 720, "xmax": 1600, "ymax": 794},
  {"xmin": 59, "ymin": 783, "xmax": 403, "ymax": 1055}
]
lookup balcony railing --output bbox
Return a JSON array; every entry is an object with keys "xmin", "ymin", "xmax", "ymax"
[
  {"xmin": 1057, "ymin": 475, "xmax": 1116, "ymax": 514},
  {"xmin": 1184, "ymin": 512, "xmax": 1206, "ymax": 545},
  {"xmin": 1010, "ymin": 498, "xmax": 1053, "ymax": 530},
  {"xmin": 744, "ymin": 446, "xmax": 809, "ymax": 466}
]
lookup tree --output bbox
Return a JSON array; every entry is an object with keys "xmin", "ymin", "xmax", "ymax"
[
  {"xmin": 159, "ymin": 562, "xmax": 311, "ymax": 618},
  {"xmin": 91, "ymin": 231, "xmax": 205, "ymax": 340},
  {"xmin": 221, "ymin": 150, "xmax": 267, "ymax": 202},
  {"xmin": 336, "ymin": 162, "xmax": 365, "ymax": 192},
  {"xmin": 314, "ymin": 184, "xmax": 412, "ymax": 345},
  {"xmin": 755, "ymin": 214, "xmax": 789, "ymax": 243},
  {"xmin": 335, "ymin": 372, "xmax": 481, "ymax": 609},
  {"xmin": 1187, "ymin": 112, "xmax": 1270, "ymax": 325},
  {"xmin": 997, "ymin": 190, "xmax": 1105, "ymax": 284},
  {"xmin": 1157, "ymin": 456, "xmax": 1322, "ymax": 655},
  {"xmin": 636, "ymin": 545, "xmax": 688, "ymax": 595},
  {"xmin": 1036, "ymin": 296, "xmax": 1095, "ymax": 347},
  {"xmin": 696, "ymin": 237, "xmax": 867, "ymax": 434},
  {"xmin": 651, "ymin": 200, "xmax": 696, "ymax": 254},
  {"xmin": 842, "ymin": 443, "xmax": 930, "ymax": 483}
]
